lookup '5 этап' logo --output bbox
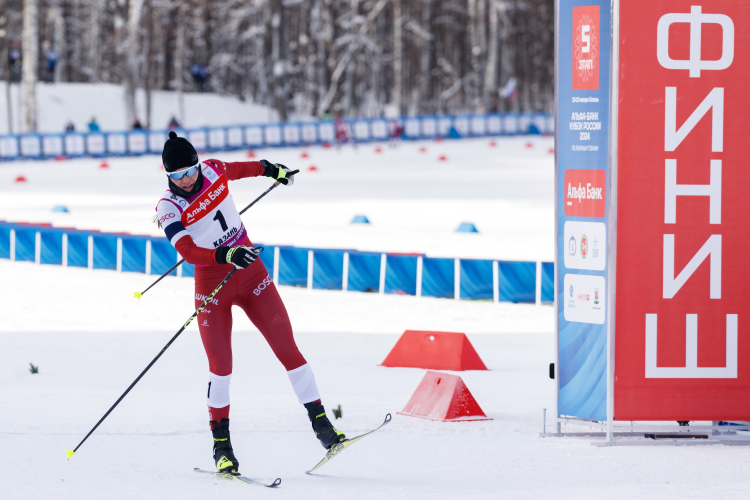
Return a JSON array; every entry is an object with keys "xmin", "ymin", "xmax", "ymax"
[{"xmin": 573, "ymin": 5, "xmax": 599, "ymax": 90}]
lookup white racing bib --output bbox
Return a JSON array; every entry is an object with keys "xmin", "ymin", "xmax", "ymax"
[{"xmin": 156, "ymin": 162, "xmax": 247, "ymax": 251}]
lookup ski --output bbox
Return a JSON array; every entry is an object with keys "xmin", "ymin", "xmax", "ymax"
[
  {"xmin": 305, "ymin": 413, "xmax": 392, "ymax": 474},
  {"xmin": 193, "ymin": 468, "xmax": 281, "ymax": 488}
]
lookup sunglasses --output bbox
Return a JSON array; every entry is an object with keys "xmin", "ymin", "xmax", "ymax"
[{"xmin": 166, "ymin": 164, "xmax": 200, "ymax": 180}]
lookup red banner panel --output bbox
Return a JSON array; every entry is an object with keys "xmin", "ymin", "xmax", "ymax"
[{"xmin": 616, "ymin": 1, "xmax": 750, "ymax": 420}]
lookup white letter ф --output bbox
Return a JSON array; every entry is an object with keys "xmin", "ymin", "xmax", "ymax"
[{"xmin": 657, "ymin": 6, "xmax": 734, "ymax": 78}]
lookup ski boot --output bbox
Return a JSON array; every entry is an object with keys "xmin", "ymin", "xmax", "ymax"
[
  {"xmin": 211, "ymin": 418, "xmax": 240, "ymax": 474},
  {"xmin": 306, "ymin": 402, "xmax": 346, "ymax": 449}
]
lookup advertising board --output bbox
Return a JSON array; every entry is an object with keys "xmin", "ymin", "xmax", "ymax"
[
  {"xmin": 615, "ymin": 1, "xmax": 750, "ymax": 420},
  {"xmin": 556, "ymin": 0, "xmax": 612, "ymax": 421}
]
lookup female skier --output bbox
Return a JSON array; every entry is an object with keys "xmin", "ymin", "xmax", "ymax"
[{"xmin": 154, "ymin": 132, "xmax": 344, "ymax": 474}]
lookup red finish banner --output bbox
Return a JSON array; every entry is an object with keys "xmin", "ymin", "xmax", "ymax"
[{"xmin": 615, "ymin": 1, "xmax": 750, "ymax": 420}]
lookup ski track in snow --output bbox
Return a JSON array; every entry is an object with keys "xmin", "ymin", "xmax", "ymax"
[{"xmin": 2, "ymin": 138, "xmax": 750, "ymax": 499}]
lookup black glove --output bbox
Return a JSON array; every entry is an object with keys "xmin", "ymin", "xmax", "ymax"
[
  {"xmin": 260, "ymin": 159, "xmax": 297, "ymax": 186},
  {"xmin": 215, "ymin": 245, "xmax": 263, "ymax": 269}
]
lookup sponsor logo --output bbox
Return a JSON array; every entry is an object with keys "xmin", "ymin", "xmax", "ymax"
[
  {"xmin": 184, "ymin": 179, "xmax": 228, "ymax": 224},
  {"xmin": 253, "ymin": 275, "xmax": 273, "ymax": 296},
  {"xmin": 159, "ymin": 213, "xmax": 175, "ymax": 224},
  {"xmin": 567, "ymin": 182, "xmax": 603, "ymax": 203},
  {"xmin": 563, "ymin": 274, "xmax": 605, "ymax": 324},
  {"xmin": 580, "ymin": 234, "xmax": 588, "ymax": 259},
  {"xmin": 213, "ymin": 227, "xmax": 239, "ymax": 248},
  {"xmin": 195, "ymin": 293, "xmax": 219, "ymax": 306},
  {"xmin": 573, "ymin": 5, "xmax": 599, "ymax": 90},
  {"xmin": 563, "ymin": 221, "xmax": 606, "ymax": 271},
  {"xmin": 563, "ymin": 169, "xmax": 606, "ymax": 217},
  {"xmin": 204, "ymin": 167, "xmax": 218, "ymax": 182},
  {"xmin": 179, "ymin": 199, "xmax": 187, "ymax": 207},
  {"xmin": 201, "ymin": 319, "xmax": 209, "ymax": 326}
]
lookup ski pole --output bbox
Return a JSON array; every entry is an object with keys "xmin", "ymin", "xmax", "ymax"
[
  {"xmin": 134, "ymin": 173, "xmax": 294, "ymax": 300},
  {"xmin": 67, "ymin": 266, "xmax": 239, "ymax": 460}
]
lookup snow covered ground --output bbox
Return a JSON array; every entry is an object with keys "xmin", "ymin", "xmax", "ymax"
[
  {"xmin": 3, "ymin": 261, "xmax": 750, "ymax": 500},
  {"xmin": 3, "ymin": 136, "xmax": 749, "ymax": 499}
]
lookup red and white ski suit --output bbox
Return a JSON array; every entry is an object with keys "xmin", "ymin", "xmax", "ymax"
[{"xmin": 155, "ymin": 159, "xmax": 320, "ymax": 424}]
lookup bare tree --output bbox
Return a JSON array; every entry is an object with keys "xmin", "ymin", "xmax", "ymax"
[
  {"xmin": 124, "ymin": 0, "xmax": 144, "ymax": 128},
  {"xmin": 391, "ymin": 0, "xmax": 402, "ymax": 115},
  {"xmin": 21, "ymin": 0, "xmax": 36, "ymax": 132},
  {"xmin": 3, "ymin": 0, "xmax": 13, "ymax": 133}
]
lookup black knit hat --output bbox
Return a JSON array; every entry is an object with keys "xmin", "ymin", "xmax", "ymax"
[{"xmin": 162, "ymin": 131, "xmax": 199, "ymax": 172}]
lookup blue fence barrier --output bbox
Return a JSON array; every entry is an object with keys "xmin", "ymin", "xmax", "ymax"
[
  {"xmin": 347, "ymin": 252, "xmax": 381, "ymax": 293},
  {"xmin": 278, "ymin": 246, "xmax": 308, "ymax": 287},
  {"xmin": 385, "ymin": 255, "xmax": 418, "ymax": 296},
  {"xmin": 312, "ymin": 249, "xmax": 345, "ymax": 290},
  {"xmin": 93, "ymin": 234, "xmax": 117, "ymax": 270},
  {"xmin": 460, "ymin": 259, "xmax": 494, "ymax": 300},
  {"xmin": 67, "ymin": 231, "xmax": 88, "ymax": 268},
  {"xmin": 122, "ymin": 236, "xmax": 146, "ymax": 273},
  {"xmin": 40, "ymin": 230, "xmax": 63, "ymax": 265},
  {"xmin": 541, "ymin": 262, "xmax": 554, "ymax": 302},
  {"xmin": 258, "ymin": 245, "xmax": 275, "ymax": 274},
  {"xmin": 0, "ymin": 112, "xmax": 553, "ymax": 162},
  {"xmin": 15, "ymin": 227, "xmax": 35, "ymax": 262},
  {"xmin": 0, "ymin": 221, "xmax": 554, "ymax": 304},
  {"xmin": 497, "ymin": 261, "xmax": 536, "ymax": 303},
  {"xmin": 421, "ymin": 257, "xmax": 455, "ymax": 298}
]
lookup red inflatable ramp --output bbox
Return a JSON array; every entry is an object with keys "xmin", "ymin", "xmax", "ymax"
[
  {"xmin": 381, "ymin": 330, "xmax": 488, "ymax": 371},
  {"xmin": 399, "ymin": 371, "xmax": 491, "ymax": 422}
]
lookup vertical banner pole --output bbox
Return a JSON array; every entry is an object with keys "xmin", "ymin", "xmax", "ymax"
[
  {"xmin": 553, "ymin": 0, "xmax": 561, "ymax": 433},
  {"xmin": 605, "ymin": 0, "xmax": 621, "ymax": 445}
]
